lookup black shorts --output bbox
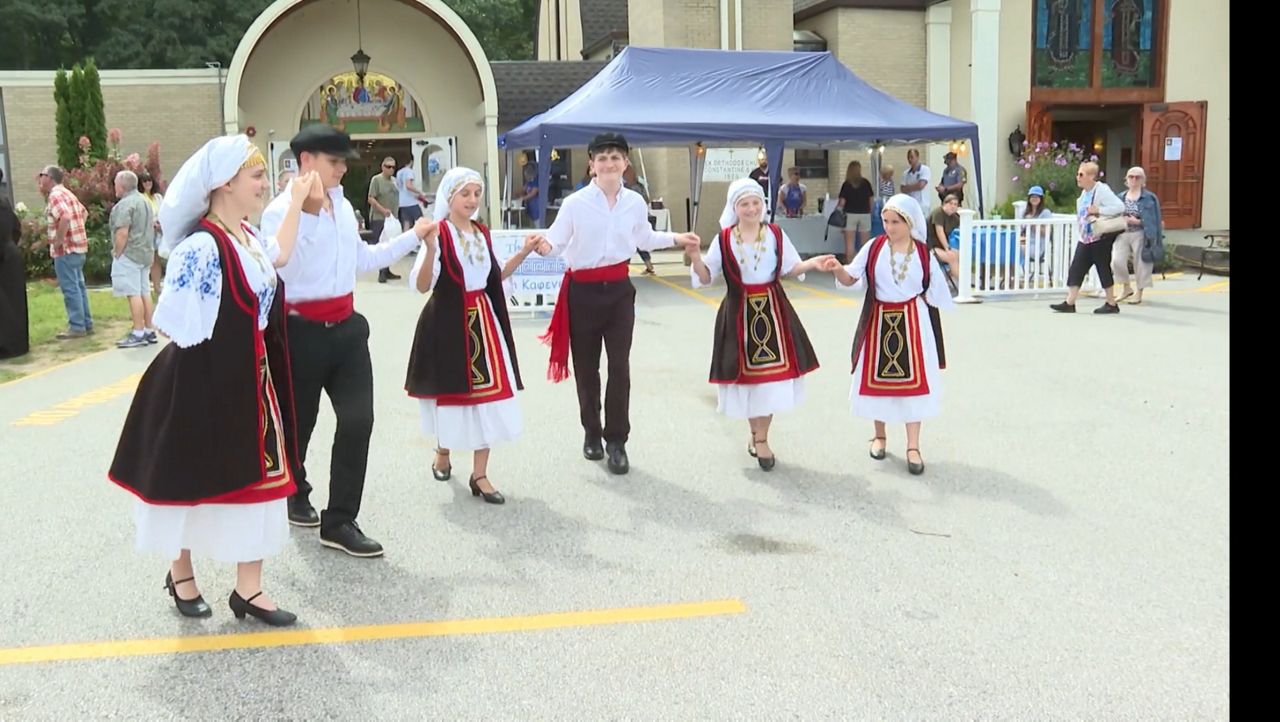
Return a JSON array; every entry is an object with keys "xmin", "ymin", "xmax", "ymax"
[{"xmin": 398, "ymin": 205, "xmax": 423, "ymax": 226}]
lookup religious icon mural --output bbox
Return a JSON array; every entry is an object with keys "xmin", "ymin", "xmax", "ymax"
[{"xmin": 301, "ymin": 71, "xmax": 426, "ymax": 134}]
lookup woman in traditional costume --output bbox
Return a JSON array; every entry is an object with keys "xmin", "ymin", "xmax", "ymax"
[
  {"xmin": 108, "ymin": 135, "xmax": 321, "ymax": 625},
  {"xmin": 821, "ymin": 193, "xmax": 954, "ymax": 475},
  {"xmin": 405, "ymin": 167, "xmax": 540, "ymax": 504},
  {"xmin": 687, "ymin": 178, "xmax": 833, "ymax": 470}
]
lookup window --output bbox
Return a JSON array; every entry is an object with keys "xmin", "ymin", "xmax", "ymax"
[
  {"xmin": 1034, "ymin": 0, "xmax": 1094, "ymax": 88},
  {"xmin": 794, "ymin": 149, "xmax": 828, "ymax": 179},
  {"xmin": 1033, "ymin": 0, "xmax": 1164, "ymax": 92},
  {"xmin": 1102, "ymin": 0, "xmax": 1157, "ymax": 87}
]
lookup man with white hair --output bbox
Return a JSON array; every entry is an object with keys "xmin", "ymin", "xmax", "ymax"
[{"xmin": 109, "ymin": 169, "xmax": 157, "ymax": 348}]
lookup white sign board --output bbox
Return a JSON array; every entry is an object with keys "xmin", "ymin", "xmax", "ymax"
[
  {"xmin": 1164, "ymin": 137, "xmax": 1183, "ymax": 161},
  {"xmin": 490, "ymin": 229, "xmax": 565, "ymax": 310},
  {"xmin": 703, "ymin": 148, "xmax": 761, "ymax": 182}
]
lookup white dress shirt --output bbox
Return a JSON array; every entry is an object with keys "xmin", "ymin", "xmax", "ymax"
[
  {"xmin": 261, "ymin": 183, "xmax": 420, "ymax": 302},
  {"xmin": 543, "ymin": 181, "xmax": 676, "ymax": 270}
]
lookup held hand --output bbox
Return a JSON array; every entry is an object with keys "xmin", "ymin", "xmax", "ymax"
[
  {"xmin": 526, "ymin": 234, "xmax": 551, "ymax": 255},
  {"xmin": 674, "ymin": 232, "xmax": 701, "ymax": 249},
  {"xmin": 413, "ymin": 217, "xmax": 439, "ymax": 242},
  {"xmin": 1086, "ymin": 204, "xmax": 1099, "ymax": 216},
  {"xmin": 522, "ymin": 234, "xmax": 542, "ymax": 253},
  {"xmin": 818, "ymin": 256, "xmax": 844, "ymax": 273},
  {"xmin": 805, "ymin": 254, "xmax": 836, "ymax": 273},
  {"xmin": 299, "ymin": 172, "xmax": 325, "ymax": 214}
]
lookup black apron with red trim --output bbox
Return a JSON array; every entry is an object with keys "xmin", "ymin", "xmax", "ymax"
[
  {"xmin": 709, "ymin": 224, "xmax": 819, "ymax": 384},
  {"xmin": 405, "ymin": 221, "xmax": 523, "ymax": 404},
  {"xmin": 109, "ymin": 219, "xmax": 301, "ymax": 505},
  {"xmin": 849, "ymin": 235, "xmax": 947, "ymax": 397}
]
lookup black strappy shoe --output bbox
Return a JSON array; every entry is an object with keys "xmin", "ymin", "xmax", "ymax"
[
  {"xmin": 431, "ymin": 449, "xmax": 452, "ymax": 481},
  {"xmin": 748, "ymin": 434, "xmax": 776, "ymax": 471},
  {"xmin": 469, "ymin": 474, "xmax": 505, "ymax": 505},
  {"xmin": 869, "ymin": 436, "xmax": 887, "ymax": 461},
  {"xmin": 164, "ymin": 571, "xmax": 212, "ymax": 618},
  {"xmin": 906, "ymin": 448, "xmax": 925, "ymax": 475},
  {"xmin": 229, "ymin": 590, "xmax": 297, "ymax": 627}
]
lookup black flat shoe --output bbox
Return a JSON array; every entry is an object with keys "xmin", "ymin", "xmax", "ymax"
[
  {"xmin": 869, "ymin": 436, "xmax": 887, "ymax": 461},
  {"xmin": 748, "ymin": 435, "xmax": 776, "ymax": 471},
  {"xmin": 583, "ymin": 435, "xmax": 605, "ymax": 461},
  {"xmin": 469, "ymin": 474, "xmax": 505, "ymax": 504},
  {"xmin": 164, "ymin": 571, "xmax": 212, "ymax": 618},
  {"xmin": 1050, "ymin": 302, "xmax": 1076, "ymax": 313},
  {"xmin": 606, "ymin": 441, "xmax": 630, "ymax": 475},
  {"xmin": 432, "ymin": 449, "xmax": 452, "ymax": 481},
  {"xmin": 906, "ymin": 448, "xmax": 925, "ymax": 476},
  {"xmin": 229, "ymin": 590, "xmax": 297, "ymax": 627}
]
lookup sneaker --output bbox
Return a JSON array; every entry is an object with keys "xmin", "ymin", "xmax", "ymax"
[
  {"xmin": 1093, "ymin": 303, "xmax": 1120, "ymax": 315},
  {"xmin": 116, "ymin": 332, "xmax": 148, "ymax": 349},
  {"xmin": 145, "ymin": 330, "xmax": 158, "ymax": 344},
  {"xmin": 320, "ymin": 521, "xmax": 384, "ymax": 558},
  {"xmin": 1049, "ymin": 302, "xmax": 1076, "ymax": 313}
]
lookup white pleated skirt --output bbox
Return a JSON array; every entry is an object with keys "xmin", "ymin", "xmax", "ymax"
[
  {"xmin": 849, "ymin": 296, "xmax": 943, "ymax": 423},
  {"xmin": 132, "ymin": 498, "xmax": 288, "ymax": 563},
  {"xmin": 418, "ymin": 305, "xmax": 523, "ymax": 450},
  {"xmin": 716, "ymin": 378, "xmax": 805, "ymax": 419}
]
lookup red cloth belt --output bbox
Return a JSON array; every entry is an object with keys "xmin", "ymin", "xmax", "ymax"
[
  {"xmin": 285, "ymin": 293, "xmax": 354, "ymax": 324},
  {"xmin": 538, "ymin": 261, "xmax": 629, "ymax": 383}
]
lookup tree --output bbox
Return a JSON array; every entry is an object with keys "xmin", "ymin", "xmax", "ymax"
[
  {"xmin": 53, "ymin": 68, "xmax": 77, "ymax": 169},
  {"xmin": 2, "ymin": 0, "xmax": 537, "ymax": 69},
  {"xmin": 67, "ymin": 65, "xmax": 87, "ymax": 155},
  {"xmin": 450, "ymin": 0, "xmax": 536, "ymax": 61},
  {"xmin": 82, "ymin": 58, "xmax": 108, "ymax": 161}
]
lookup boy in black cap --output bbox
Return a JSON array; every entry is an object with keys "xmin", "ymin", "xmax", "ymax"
[
  {"xmin": 531, "ymin": 132, "xmax": 700, "ymax": 474},
  {"xmin": 260, "ymin": 125, "xmax": 433, "ymax": 557}
]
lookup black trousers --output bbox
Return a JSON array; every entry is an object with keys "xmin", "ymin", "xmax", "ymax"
[
  {"xmin": 1067, "ymin": 235, "xmax": 1118, "ymax": 289},
  {"xmin": 569, "ymin": 277, "xmax": 635, "ymax": 444},
  {"xmin": 286, "ymin": 313, "xmax": 375, "ymax": 531}
]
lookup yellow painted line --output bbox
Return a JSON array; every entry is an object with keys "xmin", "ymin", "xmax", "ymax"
[
  {"xmin": 0, "ymin": 348, "xmax": 115, "ymax": 389},
  {"xmin": 0, "ymin": 598, "xmax": 747, "ymax": 667},
  {"xmin": 643, "ymin": 273, "xmax": 719, "ymax": 307},
  {"xmin": 1195, "ymin": 280, "xmax": 1230, "ymax": 293},
  {"xmin": 9, "ymin": 373, "xmax": 141, "ymax": 427},
  {"xmin": 784, "ymin": 282, "xmax": 858, "ymax": 305}
]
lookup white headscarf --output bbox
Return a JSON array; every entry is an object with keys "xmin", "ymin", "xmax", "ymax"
[
  {"xmin": 719, "ymin": 177, "xmax": 767, "ymax": 228},
  {"xmin": 157, "ymin": 134, "xmax": 260, "ymax": 256},
  {"xmin": 882, "ymin": 193, "xmax": 927, "ymax": 242},
  {"xmin": 433, "ymin": 167, "xmax": 484, "ymax": 222}
]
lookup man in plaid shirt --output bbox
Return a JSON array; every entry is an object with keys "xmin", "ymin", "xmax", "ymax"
[{"xmin": 39, "ymin": 165, "xmax": 93, "ymax": 338}]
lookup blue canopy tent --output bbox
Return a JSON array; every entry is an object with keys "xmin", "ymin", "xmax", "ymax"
[{"xmin": 499, "ymin": 46, "xmax": 985, "ymax": 228}]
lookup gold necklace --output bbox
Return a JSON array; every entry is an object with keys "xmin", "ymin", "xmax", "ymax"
[
  {"xmin": 732, "ymin": 225, "xmax": 767, "ymax": 272},
  {"xmin": 207, "ymin": 212, "xmax": 275, "ymax": 287},
  {"xmin": 888, "ymin": 244, "xmax": 913, "ymax": 283},
  {"xmin": 455, "ymin": 223, "xmax": 487, "ymax": 266}
]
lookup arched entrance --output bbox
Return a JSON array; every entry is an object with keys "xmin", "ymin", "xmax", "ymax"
[{"xmin": 223, "ymin": 0, "xmax": 501, "ymax": 223}]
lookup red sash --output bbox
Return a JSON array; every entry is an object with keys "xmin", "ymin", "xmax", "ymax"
[
  {"xmin": 538, "ymin": 261, "xmax": 629, "ymax": 382},
  {"xmin": 285, "ymin": 293, "xmax": 354, "ymax": 323}
]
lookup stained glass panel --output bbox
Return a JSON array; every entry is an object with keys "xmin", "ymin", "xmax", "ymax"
[
  {"xmin": 1034, "ymin": 0, "xmax": 1094, "ymax": 88},
  {"xmin": 1102, "ymin": 0, "xmax": 1157, "ymax": 87}
]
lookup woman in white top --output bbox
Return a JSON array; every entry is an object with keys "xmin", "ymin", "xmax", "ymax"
[
  {"xmin": 821, "ymin": 194, "xmax": 954, "ymax": 475},
  {"xmin": 109, "ymin": 135, "xmax": 321, "ymax": 626},
  {"xmin": 405, "ymin": 168, "xmax": 539, "ymax": 504},
  {"xmin": 687, "ymin": 178, "xmax": 832, "ymax": 470}
]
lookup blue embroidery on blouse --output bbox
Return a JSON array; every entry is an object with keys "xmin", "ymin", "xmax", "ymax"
[{"xmin": 170, "ymin": 240, "xmax": 221, "ymax": 300}]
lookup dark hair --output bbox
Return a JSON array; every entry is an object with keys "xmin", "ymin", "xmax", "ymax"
[{"xmin": 1022, "ymin": 194, "xmax": 1045, "ymax": 217}]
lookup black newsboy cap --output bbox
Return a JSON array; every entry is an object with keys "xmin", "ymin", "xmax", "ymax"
[
  {"xmin": 290, "ymin": 125, "xmax": 360, "ymax": 159},
  {"xmin": 588, "ymin": 132, "xmax": 630, "ymax": 155}
]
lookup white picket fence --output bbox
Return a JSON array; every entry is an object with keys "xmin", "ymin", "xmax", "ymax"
[{"xmin": 954, "ymin": 209, "xmax": 1101, "ymax": 302}]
